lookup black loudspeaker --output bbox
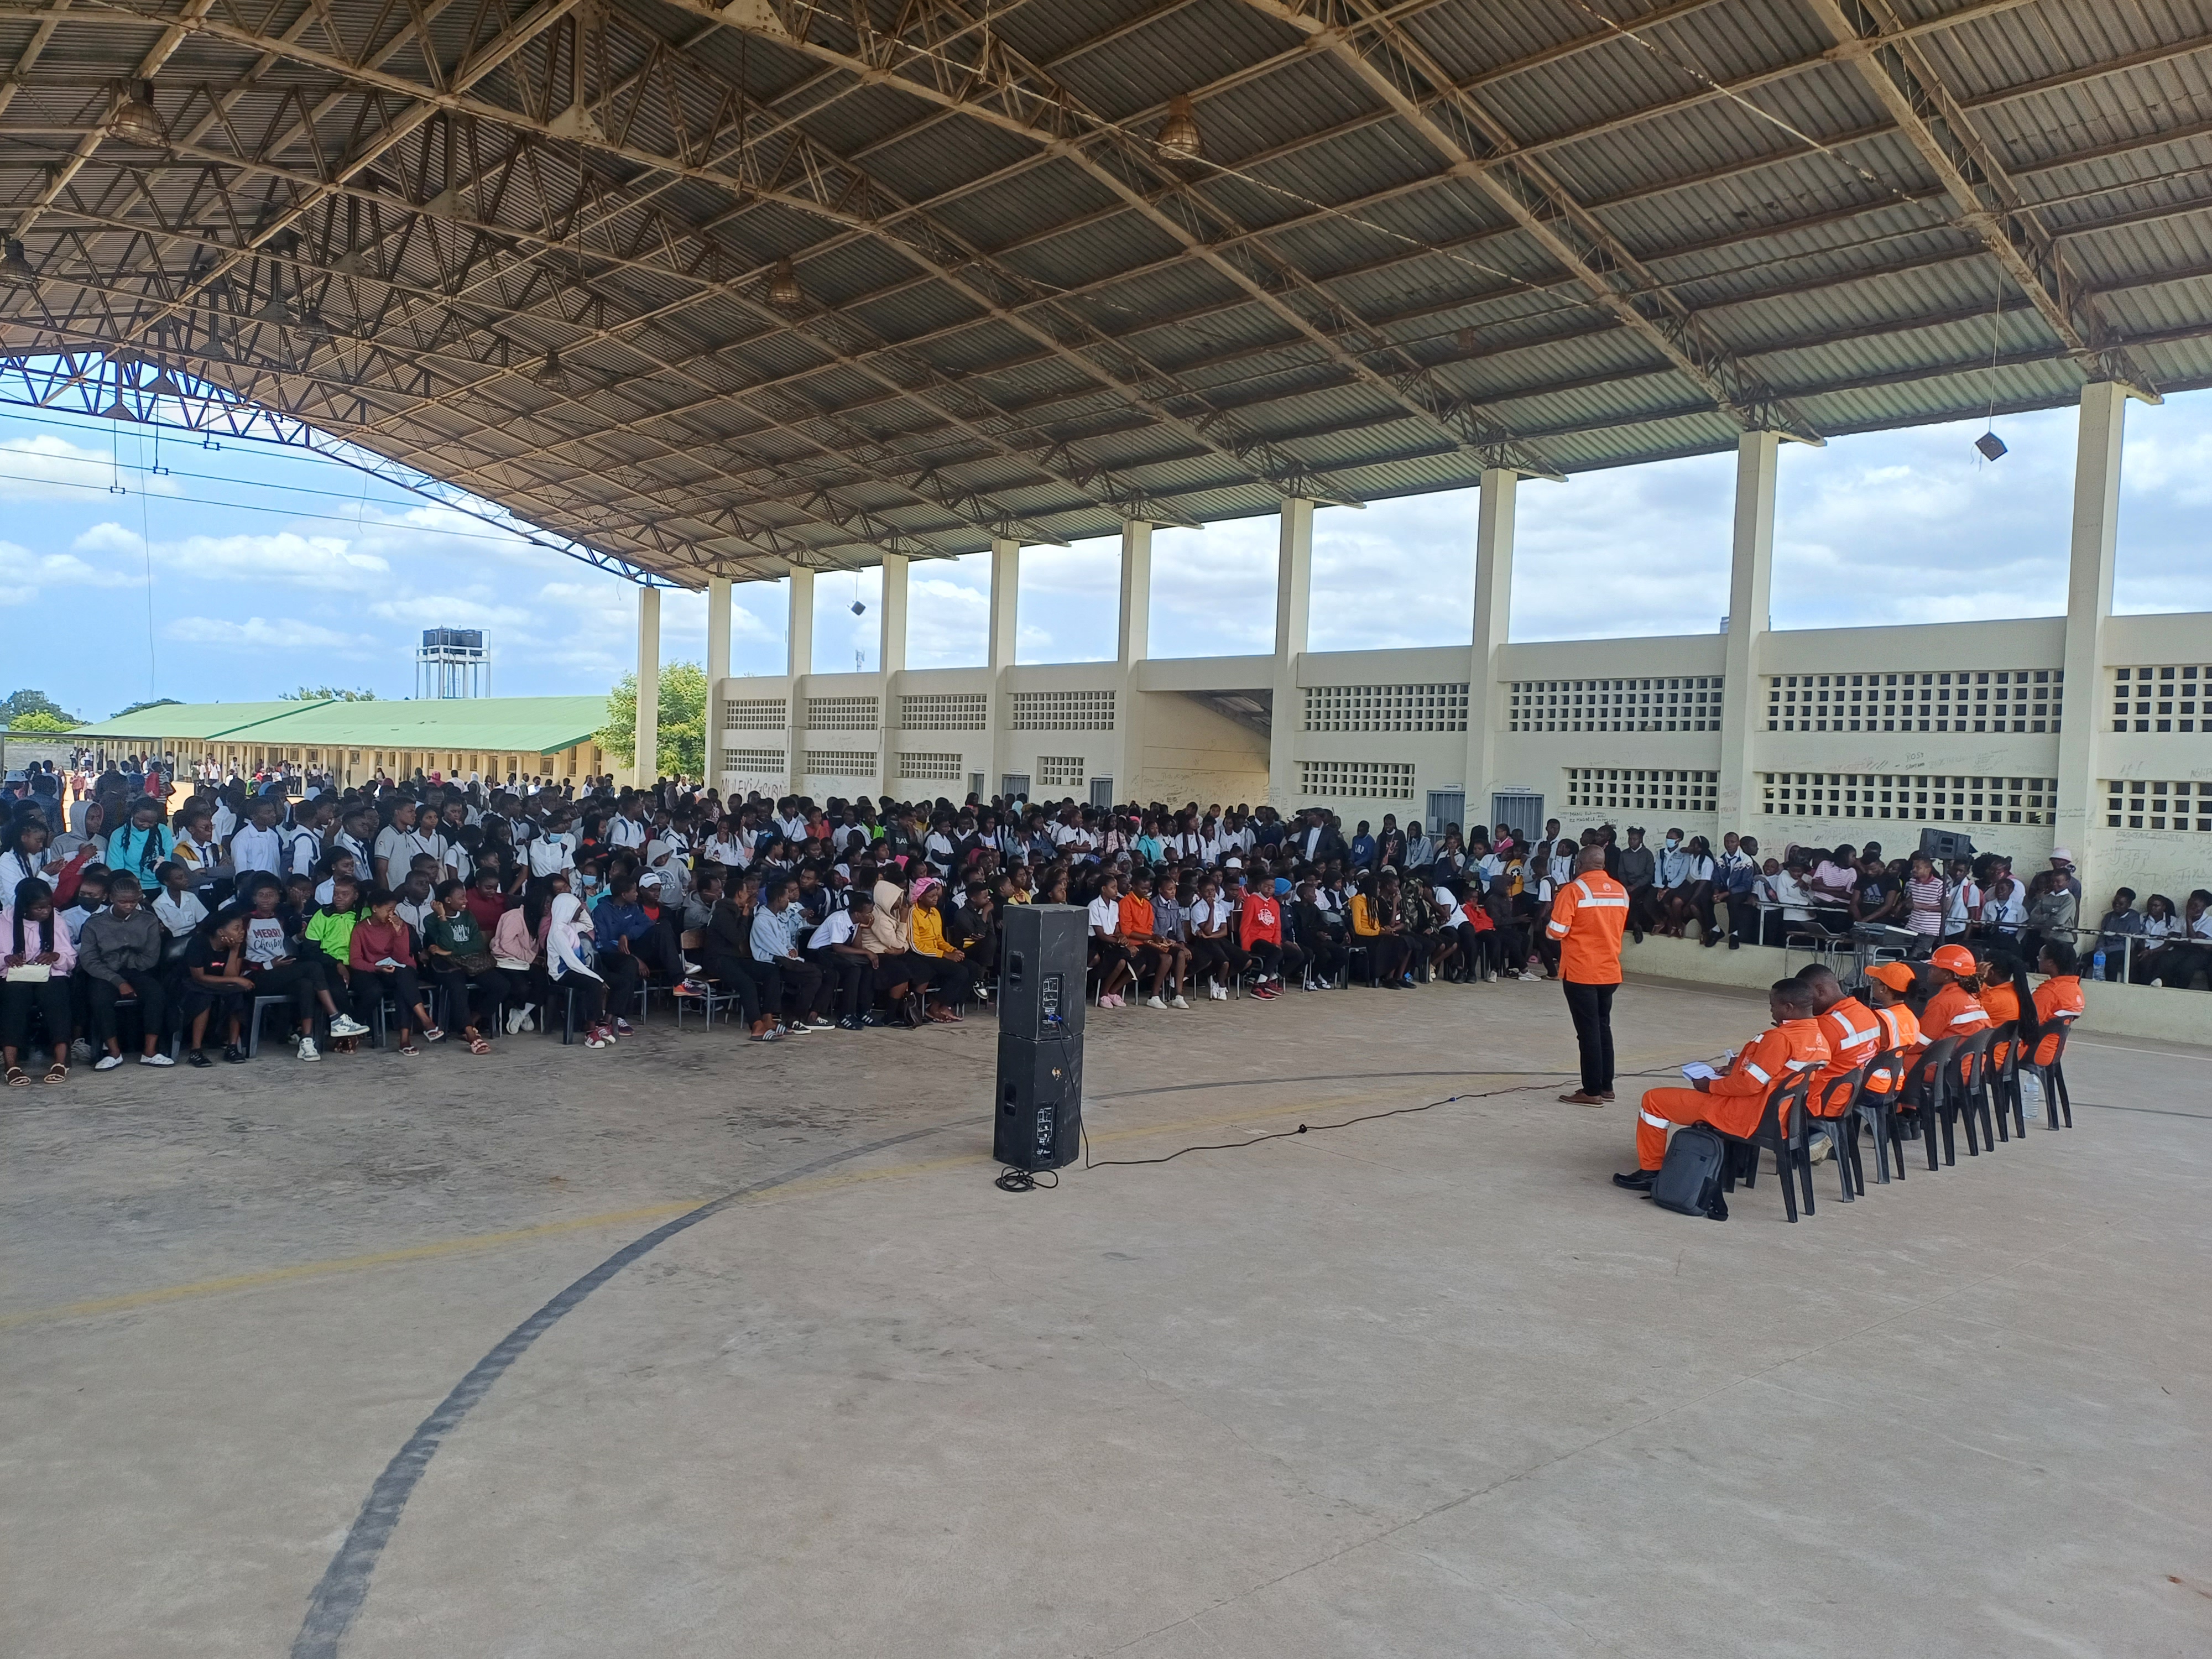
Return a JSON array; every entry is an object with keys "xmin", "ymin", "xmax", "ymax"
[
  {"xmin": 1919, "ymin": 828, "xmax": 1978, "ymax": 864},
  {"xmin": 998, "ymin": 904, "xmax": 1086, "ymax": 1040},
  {"xmin": 994, "ymin": 905, "xmax": 1086, "ymax": 1170}
]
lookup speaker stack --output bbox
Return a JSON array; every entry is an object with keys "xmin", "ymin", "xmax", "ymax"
[{"xmin": 993, "ymin": 904, "xmax": 1086, "ymax": 1171}]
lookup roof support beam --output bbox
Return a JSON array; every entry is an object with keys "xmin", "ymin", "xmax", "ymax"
[{"xmin": 1799, "ymin": 0, "xmax": 2161, "ymax": 401}]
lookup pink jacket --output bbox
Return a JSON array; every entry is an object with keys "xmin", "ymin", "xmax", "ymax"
[{"xmin": 1, "ymin": 905, "xmax": 77, "ymax": 974}]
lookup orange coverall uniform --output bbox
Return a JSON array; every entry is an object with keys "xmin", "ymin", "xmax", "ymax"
[
  {"xmin": 1809, "ymin": 995, "xmax": 1882, "ymax": 1117},
  {"xmin": 1863, "ymin": 1003, "xmax": 1924, "ymax": 1098},
  {"xmin": 2029, "ymin": 975, "xmax": 2084, "ymax": 1066},
  {"xmin": 1980, "ymin": 980, "xmax": 2023, "ymax": 1069},
  {"xmin": 1636, "ymin": 1018, "xmax": 1832, "ymax": 1170}
]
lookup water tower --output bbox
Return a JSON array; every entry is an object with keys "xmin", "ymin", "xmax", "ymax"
[{"xmin": 416, "ymin": 628, "xmax": 489, "ymax": 698}]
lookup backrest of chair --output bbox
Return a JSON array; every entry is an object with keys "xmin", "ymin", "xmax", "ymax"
[
  {"xmin": 1912, "ymin": 1035, "xmax": 1961, "ymax": 1095},
  {"xmin": 1816, "ymin": 1059, "xmax": 1871, "ymax": 1118},
  {"xmin": 1862, "ymin": 1049, "xmax": 1905, "ymax": 1100},
  {"xmin": 1954, "ymin": 1025, "xmax": 1996, "ymax": 1084},
  {"xmin": 1987, "ymin": 1018, "xmax": 2019, "ymax": 1076},
  {"xmin": 1767, "ymin": 1068, "xmax": 1815, "ymax": 1140},
  {"xmin": 2038, "ymin": 1012, "xmax": 2078, "ymax": 1070}
]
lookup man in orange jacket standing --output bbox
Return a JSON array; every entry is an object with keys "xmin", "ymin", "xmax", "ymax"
[
  {"xmin": 1614, "ymin": 978, "xmax": 1830, "ymax": 1190},
  {"xmin": 1548, "ymin": 844, "xmax": 1630, "ymax": 1105}
]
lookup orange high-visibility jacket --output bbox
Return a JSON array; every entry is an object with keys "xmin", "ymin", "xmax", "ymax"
[
  {"xmin": 1921, "ymin": 981, "xmax": 1992, "ymax": 1043},
  {"xmin": 1865, "ymin": 1003, "xmax": 1924, "ymax": 1093},
  {"xmin": 2030, "ymin": 975, "xmax": 2085, "ymax": 1066},
  {"xmin": 1690, "ymin": 1019, "xmax": 1832, "ymax": 1139},
  {"xmin": 1810, "ymin": 995, "xmax": 1882, "ymax": 1115},
  {"xmin": 1980, "ymin": 980, "xmax": 2023, "ymax": 1066},
  {"xmin": 1545, "ymin": 871, "xmax": 1628, "ymax": 985}
]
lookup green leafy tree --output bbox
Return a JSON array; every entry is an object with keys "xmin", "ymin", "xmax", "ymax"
[
  {"xmin": 2, "ymin": 688, "xmax": 74, "ymax": 723},
  {"xmin": 599, "ymin": 661, "xmax": 707, "ymax": 781},
  {"xmin": 282, "ymin": 686, "xmax": 378, "ymax": 701},
  {"xmin": 113, "ymin": 697, "xmax": 183, "ymax": 718},
  {"xmin": 3, "ymin": 709, "xmax": 79, "ymax": 733}
]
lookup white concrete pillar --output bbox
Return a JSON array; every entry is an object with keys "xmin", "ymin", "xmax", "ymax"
[
  {"xmin": 786, "ymin": 566, "xmax": 814, "ymax": 794},
  {"xmin": 1114, "ymin": 521, "xmax": 1152, "ymax": 802},
  {"xmin": 878, "ymin": 552, "xmax": 907, "ymax": 799},
  {"xmin": 989, "ymin": 538, "xmax": 1019, "ymax": 792},
  {"xmin": 634, "ymin": 583, "xmax": 661, "ymax": 787},
  {"xmin": 1717, "ymin": 431, "xmax": 1780, "ymax": 833},
  {"xmin": 705, "ymin": 576, "xmax": 731, "ymax": 791},
  {"xmin": 1463, "ymin": 468, "xmax": 1516, "ymax": 835},
  {"xmin": 1267, "ymin": 500, "xmax": 1314, "ymax": 811},
  {"xmin": 2055, "ymin": 381, "xmax": 2126, "ymax": 885}
]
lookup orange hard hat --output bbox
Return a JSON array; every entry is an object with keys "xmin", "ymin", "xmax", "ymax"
[
  {"xmin": 1865, "ymin": 962, "xmax": 1918, "ymax": 993},
  {"xmin": 1929, "ymin": 943, "xmax": 1976, "ymax": 974}
]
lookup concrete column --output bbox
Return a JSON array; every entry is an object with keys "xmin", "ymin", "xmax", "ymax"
[
  {"xmin": 878, "ymin": 552, "xmax": 907, "ymax": 799},
  {"xmin": 705, "ymin": 576, "xmax": 731, "ymax": 791},
  {"xmin": 1463, "ymin": 468, "xmax": 1516, "ymax": 834},
  {"xmin": 988, "ymin": 538, "xmax": 1019, "ymax": 792},
  {"xmin": 1717, "ymin": 431, "xmax": 1780, "ymax": 832},
  {"xmin": 2055, "ymin": 382, "xmax": 2126, "ymax": 885},
  {"xmin": 1114, "ymin": 520, "xmax": 1152, "ymax": 801},
  {"xmin": 1266, "ymin": 499, "xmax": 1314, "ymax": 811},
  {"xmin": 786, "ymin": 566, "xmax": 814, "ymax": 794},
  {"xmin": 634, "ymin": 583, "xmax": 661, "ymax": 788}
]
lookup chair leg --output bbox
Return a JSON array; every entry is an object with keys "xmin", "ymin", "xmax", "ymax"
[
  {"xmin": 1796, "ymin": 1139, "xmax": 1817, "ymax": 1217},
  {"xmin": 2053, "ymin": 1062, "xmax": 2073, "ymax": 1128},
  {"xmin": 1777, "ymin": 1141, "xmax": 1798, "ymax": 1223}
]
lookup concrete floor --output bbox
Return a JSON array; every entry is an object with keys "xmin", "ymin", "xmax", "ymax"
[{"xmin": 3, "ymin": 975, "xmax": 2208, "ymax": 1658}]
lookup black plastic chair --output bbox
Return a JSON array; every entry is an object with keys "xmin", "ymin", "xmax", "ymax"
[
  {"xmin": 1721, "ymin": 1069, "xmax": 1817, "ymax": 1223},
  {"xmin": 1984, "ymin": 1019, "xmax": 2021, "ymax": 1143},
  {"xmin": 1950, "ymin": 1027, "xmax": 1998, "ymax": 1157},
  {"xmin": 2028, "ymin": 1014, "xmax": 2079, "ymax": 1131},
  {"xmin": 1901, "ymin": 1035, "xmax": 1961, "ymax": 1171},
  {"xmin": 1852, "ymin": 1050, "xmax": 1908, "ymax": 1185},
  {"xmin": 1807, "ymin": 1060, "xmax": 1874, "ymax": 1202}
]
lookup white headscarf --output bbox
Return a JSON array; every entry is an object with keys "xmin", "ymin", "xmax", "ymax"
[{"xmin": 547, "ymin": 893, "xmax": 601, "ymax": 982}]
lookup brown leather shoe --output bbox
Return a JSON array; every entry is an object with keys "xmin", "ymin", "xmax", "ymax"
[
  {"xmin": 1598, "ymin": 1091, "xmax": 1616, "ymax": 1102},
  {"xmin": 1558, "ymin": 1091, "xmax": 1608, "ymax": 1106}
]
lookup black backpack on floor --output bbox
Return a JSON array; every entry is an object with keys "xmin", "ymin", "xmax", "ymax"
[{"xmin": 1650, "ymin": 1124, "xmax": 1730, "ymax": 1220}]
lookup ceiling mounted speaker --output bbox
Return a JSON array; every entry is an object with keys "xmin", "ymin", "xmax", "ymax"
[{"xmin": 1974, "ymin": 431, "xmax": 2007, "ymax": 462}]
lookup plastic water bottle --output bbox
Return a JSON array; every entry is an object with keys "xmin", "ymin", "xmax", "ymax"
[{"xmin": 2091, "ymin": 948, "xmax": 2106, "ymax": 982}]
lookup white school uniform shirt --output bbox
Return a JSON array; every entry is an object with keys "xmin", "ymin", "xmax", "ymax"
[
  {"xmin": 211, "ymin": 801, "xmax": 239, "ymax": 843},
  {"xmin": 153, "ymin": 889, "xmax": 207, "ymax": 937},
  {"xmin": 1985, "ymin": 881, "xmax": 2026, "ymax": 929},
  {"xmin": 528, "ymin": 833, "xmax": 576, "ymax": 877},
  {"xmin": 401, "ymin": 827, "xmax": 448, "ymax": 873},
  {"xmin": 285, "ymin": 823, "xmax": 322, "ymax": 878},
  {"xmin": 1188, "ymin": 896, "xmax": 1231, "ymax": 934},
  {"xmin": 0, "ymin": 846, "xmax": 53, "ymax": 895},
  {"xmin": 1944, "ymin": 879, "xmax": 1981, "ymax": 931},
  {"xmin": 442, "ymin": 842, "xmax": 474, "ymax": 884},
  {"xmin": 776, "ymin": 812, "xmax": 807, "ymax": 841},
  {"xmin": 1760, "ymin": 871, "xmax": 1811, "ymax": 924},
  {"xmin": 333, "ymin": 829, "xmax": 374, "ymax": 872},
  {"xmin": 705, "ymin": 835, "xmax": 749, "ymax": 869},
  {"xmin": 607, "ymin": 814, "xmax": 649, "ymax": 849},
  {"xmin": 807, "ymin": 909, "xmax": 860, "ymax": 951},
  {"xmin": 924, "ymin": 831, "xmax": 956, "ymax": 872},
  {"xmin": 1086, "ymin": 895, "xmax": 1121, "ymax": 936},
  {"xmin": 229, "ymin": 823, "xmax": 284, "ymax": 877}
]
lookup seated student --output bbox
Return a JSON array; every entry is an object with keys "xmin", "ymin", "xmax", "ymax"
[
  {"xmin": 233, "ymin": 875, "xmax": 348, "ymax": 1062},
  {"xmin": 592, "ymin": 874, "xmax": 682, "ymax": 1033},
  {"xmin": 546, "ymin": 890, "xmax": 616, "ymax": 1048},
  {"xmin": 179, "ymin": 912, "xmax": 254, "ymax": 1068},
  {"xmin": 150, "ymin": 860, "xmax": 207, "ymax": 962},
  {"xmin": 3, "ymin": 877, "xmax": 77, "ymax": 1086},
  {"xmin": 492, "ymin": 881, "xmax": 554, "ymax": 1035},
  {"xmin": 305, "ymin": 875, "xmax": 375, "ymax": 1052},
  {"xmin": 463, "ymin": 867, "xmax": 508, "ymax": 934},
  {"xmin": 950, "ymin": 879, "xmax": 1000, "ymax": 998},
  {"xmin": 1084, "ymin": 870, "xmax": 1138, "ymax": 1009},
  {"xmin": 1856, "ymin": 962, "xmax": 1927, "ymax": 1117},
  {"xmin": 752, "ymin": 874, "xmax": 831, "ymax": 1034},
  {"xmin": 1978, "ymin": 949, "xmax": 2028, "ymax": 1073},
  {"xmin": 1120, "ymin": 868, "xmax": 1185, "ymax": 1008},
  {"xmin": 1919, "ymin": 943, "xmax": 1992, "ymax": 1042},
  {"xmin": 1233, "ymin": 870, "xmax": 1298, "ymax": 999},
  {"xmin": 348, "ymin": 888, "xmax": 441, "ymax": 1055},
  {"xmin": 425, "ymin": 879, "xmax": 508, "ymax": 1055},
  {"xmin": 1613, "ymin": 978, "xmax": 1832, "ymax": 1191},
  {"xmin": 1796, "ymin": 964, "xmax": 1883, "ymax": 1161},
  {"xmin": 77, "ymin": 873, "xmax": 176, "ymax": 1070},
  {"xmin": 701, "ymin": 871, "xmax": 773, "ymax": 1039},
  {"xmin": 906, "ymin": 877, "xmax": 972, "ymax": 1023},
  {"xmin": 807, "ymin": 894, "xmax": 880, "ymax": 1031}
]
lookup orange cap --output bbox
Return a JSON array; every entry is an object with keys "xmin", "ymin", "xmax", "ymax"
[
  {"xmin": 1866, "ymin": 962, "xmax": 1918, "ymax": 993},
  {"xmin": 1929, "ymin": 943, "xmax": 1976, "ymax": 974}
]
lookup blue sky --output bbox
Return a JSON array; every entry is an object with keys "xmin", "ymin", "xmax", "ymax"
[{"xmin": 3, "ymin": 389, "xmax": 2207, "ymax": 721}]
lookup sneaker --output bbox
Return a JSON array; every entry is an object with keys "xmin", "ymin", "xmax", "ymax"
[
  {"xmin": 297, "ymin": 1036, "xmax": 321, "ymax": 1062},
  {"xmin": 1209, "ymin": 984, "xmax": 1227, "ymax": 1001},
  {"xmin": 1098, "ymin": 993, "xmax": 1120, "ymax": 1009},
  {"xmin": 680, "ymin": 957, "xmax": 702, "ymax": 975},
  {"xmin": 836, "ymin": 1015, "xmax": 864, "ymax": 1031},
  {"xmin": 1146, "ymin": 995, "xmax": 1167, "ymax": 1010},
  {"xmin": 586, "ymin": 1030, "xmax": 611, "ymax": 1049},
  {"xmin": 221, "ymin": 1044, "xmax": 249, "ymax": 1064},
  {"xmin": 1170, "ymin": 995, "xmax": 1190, "ymax": 1010},
  {"xmin": 139, "ymin": 1051, "xmax": 175, "ymax": 1067},
  {"xmin": 806, "ymin": 1014, "xmax": 834, "ymax": 1029},
  {"xmin": 860, "ymin": 1010, "xmax": 890, "ymax": 1027},
  {"xmin": 328, "ymin": 1014, "xmax": 369, "ymax": 1039},
  {"xmin": 1806, "ymin": 1137, "xmax": 1832, "ymax": 1166},
  {"xmin": 94, "ymin": 1053, "xmax": 123, "ymax": 1071},
  {"xmin": 505, "ymin": 1005, "xmax": 529, "ymax": 1035},
  {"xmin": 186, "ymin": 1049, "xmax": 212, "ymax": 1068},
  {"xmin": 674, "ymin": 982, "xmax": 706, "ymax": 999},
  {"xmin": 614, "ymin": 1018, "xmax": 634, "ymax": 1036}
]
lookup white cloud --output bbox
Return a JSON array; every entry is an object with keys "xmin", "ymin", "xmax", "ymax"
[
  {"xmin": 0, "ymin": 432, "xmax": 142, "ymax": 501},
  {"xmin": 160, "ymin": 530, "xmax": 392, "ymax": 590},
  {"xmin": 1151, "ymin": 519, "xmax": 1276, "ymax": 658},
  {"xmin": 0, "ymin": 535, "xmax": 142, "ymax": 602},
  {"xmin": 164, "ymin": 615, "xmax": 377, "ymax": 653},
  {"xmin": 908, "ymin": 558, "xmax": 992, "ymax": 669}
]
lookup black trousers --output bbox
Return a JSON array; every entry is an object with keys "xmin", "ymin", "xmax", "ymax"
[
  {"xmin": 1303, "ymin": 934, "xmax": 1348, "ymax": 982},
  {"xmin": 432, "ymin": 965, "xmax": 510, "ymax": 1030},
  {"xmin": 1187, "ymin": 937, "xmax": 1232, "ymax": 986},
  {"xmin": 351, "ymin": 965, "xmax": 428, "ymax": 1029},
  {"xmin": 247, "ymin": 959, "xmax": 323, "ymax": 1025},
  {"xmin": 88, "ymin": 974, "xmax": 169, "ymax": 1047},
  {"xmin": 811, "ymin": 950, "xmax": 871, "ymax": 1019},
  {"xmin": 1, "ymin": 977, "xmax": 74, "ymax": 1053},
  {"xmin": 1563, "ymin": 978, "xmax": 1617, "ymax": 1095},
  {"xmin": 702, "ymin": 950, "xmax": 765, "ymax": 1023}
]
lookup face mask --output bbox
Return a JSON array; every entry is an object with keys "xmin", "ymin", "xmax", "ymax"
[{"xmin": 1666, "ymin": 837, "xmax": 1681, "ymax": 849}]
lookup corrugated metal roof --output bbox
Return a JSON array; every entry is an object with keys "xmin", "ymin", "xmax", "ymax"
[
  {"xmin": 75, "ymin": 697, "xmax": 609, "ymax": 754},
  {"xmin": 72, "ymin": 701, "xmax": 328, "ymax": 742},
  {"xmin": 1, "ymin": 0, "xmax": 2204, "ymax": 583}
]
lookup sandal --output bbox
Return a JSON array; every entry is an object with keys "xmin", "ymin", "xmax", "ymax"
[
  {"xmin": 398, "ymin": 1042, "xmax": 420, "ymax": 1057},
  {"xmin": 44, "ymin": 1061, "xmax": 67, "ymax": 1085},
  {"xmin": 421, "ymin": 1025, "xmax": 445, "ymax": 1044},
  {"xmin": 468, "ymin": 1035, "xmax": 491, "ymax": 1056},
  {"xmin": 4, "ymin": 1066, "xmax": 27, "ymax": 1087}
]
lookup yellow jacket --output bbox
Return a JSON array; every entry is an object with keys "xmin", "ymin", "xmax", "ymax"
[{"xmin": 911, "ymin": 904, "xmax": 950, "ymax": 958}]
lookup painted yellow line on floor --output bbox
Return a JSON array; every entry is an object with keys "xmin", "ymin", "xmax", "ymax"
[
  {"xmin": 3, "ymin": 1073, "xmax": 1598, "ymax": 1330},
  {"xmin": 0, "ymin": 1200, "xmax": 699, "ymax": 1332}
]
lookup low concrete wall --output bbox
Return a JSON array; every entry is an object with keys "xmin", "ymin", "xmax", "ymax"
[{"xmin": 1616, "ymin": 932, "xmax": 2199, "ymax": 1046}]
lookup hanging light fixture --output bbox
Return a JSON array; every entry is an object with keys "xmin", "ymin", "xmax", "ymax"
[
  {"xmin": 536, "ymin": 351, "xmax": 572, "ymax": 392},
  {"xmin": 768, "ymin": 257, "xmax": 802, "ymax": 308},
  {"xmin": 1156, "ymin": 94, "xmax": 1202, "ymax": 163},
  {"xmin": 0, "ymin": 238, "xmax": 34, "ymax": 288},
  {"xmin": 108, "ymin": 79, "xmax": 165, "ymax": 147}
]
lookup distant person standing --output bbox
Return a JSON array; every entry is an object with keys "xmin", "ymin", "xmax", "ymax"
[{"xmin": 1548, "ymin": 846, "xmax": 1629, "ymax": 1106}]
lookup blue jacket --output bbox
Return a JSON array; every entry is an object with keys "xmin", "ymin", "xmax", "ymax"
[{"xmin": 592, "ymin": 899, "xmax": 655, "ymax": 953}]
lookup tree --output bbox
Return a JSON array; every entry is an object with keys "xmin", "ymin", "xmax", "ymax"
[
  {"xmin": 1, "ymin": 688, "xmax": 74, "ymax": 723},
  {"xmin": 282, "ymin": 686, "xmax": 378, "ymax": 701},
  {"xmin": 113, "ymin": 697, "xmax": 183, "ymax": 718},
  {"xmin": 2, "ymin": 709, "xmax": 77, "ymax": 733},
  {"xmin": 598, "ymin": 661, "xmax": 707, "ymax": 781}
]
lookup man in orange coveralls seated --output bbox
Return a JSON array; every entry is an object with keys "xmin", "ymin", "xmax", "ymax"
[{"xmin": 1612, "ymin": 978, "xmax": 1830, "ymax": 1192}]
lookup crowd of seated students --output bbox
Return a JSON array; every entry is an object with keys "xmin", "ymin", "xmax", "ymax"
[
  {"xmin": 0, "ymin": 758, "xmax": 2180, "ymax": 1087},
  {"xmin": 1614, "ymin": 936, "xmax": 2085, "ymax": 1195}
]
